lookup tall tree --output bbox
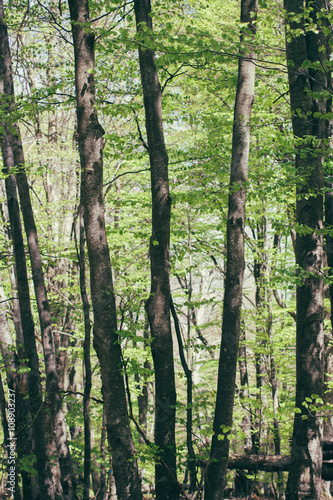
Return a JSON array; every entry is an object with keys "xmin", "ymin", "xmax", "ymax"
[
  {"xmin": 205, "ymin": 0, "xmax": 258, "ymax": 497},
  {"xmin": 0, "ymin": 5, "xmax": 55, "ymax": 497},
  {"xmin": 284, "ymin": 1, "xmax": 329, "ymax": 498},
  {"xmin": 0, "ymin": 2, "xmax": 78, "ymax": 497},
  {"xmin": 68, "ymin": 0, "xmax": 142, "ymax": 498},
  {"xmin": 134, "ymin": 1, "xmax": 178, "ymax": 499}
]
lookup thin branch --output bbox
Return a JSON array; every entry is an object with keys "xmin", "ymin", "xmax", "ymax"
[
  {"xmin": 272, "ymin": 290, "xmax": 296, "ymax": 321},
  {"xmin": 44, "ymin": 277, "xmax": 81, "ymax": 310},
  {"xmin": 161, "ymin": 63, "xmax": 186, "ymax": 94},
  {"xmin": 103, "ymin": 167, "xmax": 150, "ymax": 189},
  {"xmin": 131, "ymin": 107, "xmax": 149, "ymax": 151},
  {"xmin": 91, "ymin": 1, "xmax": 134, "ymax": 23},
  {"xmin": 95, "ymin": 7, "xmax": 135, "ymax": 41},
  {"xmin": 52, "ymin": 330, "xmax": 85, "ymax": 341},
  {"xmin": 36, "ymin": 0, "xmax": 72, "ymax": 35},
  {"xmin": 60, "ymin": 390, "xmax": 103, "ymax": 404}
]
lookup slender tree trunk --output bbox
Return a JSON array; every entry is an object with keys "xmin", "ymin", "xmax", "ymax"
[
  {"xmin": 0, "ymin": 186, "xmax": 38, "ymax": 499},
  {"xmin": 77, "ymin": 209, "xmax": 92, "ymax": 500},
  {"xmin": 252, "ymin": 219, "xmax": 267, "ymax": 455},
  {"xmin": 133, "ymin": 2, "xmax": 178, "ymax": 499},
  {"xmin": 205, "ymin": 1, "xmax": 257, "ymax": 497},
  {"xmin": 68, "ymin": 1, "xmax": 142, "ymax": 498},
  {"xmin": 0, "ymin": 142, "xmax": 53, "ymax": 498},
  {"xmin": 0, "ymin": 21, "xmax": 53, "ymax": 490},
  {"xmin": 284, "ymin": 1, "xmax": 329, "ymax": 498},
  {"xmin": 0, "ymin": 287, "xmax": 21, "ymax": 500},
  {"xmin": 266, "ymin": 295, "xmax": 283, "ymax": 498},
  {"xmin": 238, "ymin": 326, "xmax": 252, "ymax": 455},
  {"xmin": 97, "ymin": 409, "xmax": 108, "ymax": 500},
  {"xmin": 170, "ymin": 299, "xmax": 196, "ymax": 493},
  {"xmin": 0, "ymin": 7, "xmax": 77, "ymax": 496},
  {"xmin": 135, "ymin": 317, "xmax": 151, "ymax": 445}
]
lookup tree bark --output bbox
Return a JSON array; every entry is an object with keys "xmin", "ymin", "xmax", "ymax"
[
  {"xmin": 134, "ymin": 0, "xmax": 179, "ymax": 500},
  {"xmin": 68, "ymin": 1, "xmax": 142, "ymax": 498},
  {"xmin": 0, "ymin": 139, "xmax": 53, "ymax": 498},
  {"xmin": 238, "ymin": 325, "xmax": 253, "ymax": 455},
  {"xmin": 204, "ymin": 1, "xmax": 257, "ymax": 498},
  {"xmin": 0, "ymin": 4, "xmax": 77, "ymax": 495},
  {"xmin": 284, "ymin": 1, "xmax": 328, "ymax": 498},
  {"xmin": 0, "ymin": 184, "xmax": 39, "ymax": 499},
  {"xmin": 78, "ymin": 209, "xmax": 92, "ymax": 500},
  {"xmin": 170, "ymin": 299, "xmax": 196, "ymax": 493},
  {"xmin": 200, "ymin": 453, "xmax": 333, "ymax": 480},
  {"xmin": 133, "ymin": 2, "xmax": 178, "ymax": 499},
  {"xmin": 0, "ymin": 13, "xmax": 54, "ymax": 491},
  {"xmin": 253, "ymin": 219, "xmax": 267, "ymax": 455}
]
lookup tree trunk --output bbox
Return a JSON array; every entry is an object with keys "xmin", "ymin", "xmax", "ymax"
[
  {"xmin": 0, "ymin": 185, "xmax": 39, "ymax": 499},
  {"xmin": 68, "ymin": 1, "xmax": 142, "ymax": 498},
  {"xmin": 205, "ymin": 0, "xmax": 257, "ymax": 497},
  {"xmin": 284, "ymin": 1, "xmax": 328, "ymax": 498},
  {"xmin": 97, "ymin": 409, "xmax": 108, "ymax": 500},
  {"xmin": 238, "ymin": 325, "xmax": 252, "ymax": 455},
  {"xmin": 253, "ymin": 219, "xmax": 267, "ymax": 455},
  {"xmin": 78, "ymin": 209, "xmax": 92, "ymax": 500},
  {"xmin": 0, "ymin": 6, "xmax": 77, "ymax": 495},
  {"xmin": 200, "ymin": 451, "xmax": 333, "ymax": 479},
  {"xmin": 170, "ymin": 299, "xmax": 196, "ymax": 493},
  {"xmin": 133, "ymin": 2, "xmax": 178, "ymax": 499},
  {"xmin": 0, "ymin": 17, "xmax": 53, "ymax": 490},
  {"xmin": 0, "ymin": 142, "xmax": 53, "ymax": 498}
]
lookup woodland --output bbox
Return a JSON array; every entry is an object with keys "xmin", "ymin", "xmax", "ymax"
[{"xmin": 0, "ymin": 0, "xmax": 332, "ymax": 499}]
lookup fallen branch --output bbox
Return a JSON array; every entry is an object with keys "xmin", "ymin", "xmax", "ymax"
[{"xmin": 197, "ymin": 453, "xmax": 333, "ymax": 480}]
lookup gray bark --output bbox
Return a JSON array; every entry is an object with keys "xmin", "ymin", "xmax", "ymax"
[
  {"xmin": 205, "ymin": 0, "xmax": 257, "ymax": 498},
  {"xmin": 133, "ymin": 1, "xmax": 178, "ymax": 498},
  {"xmin": 68, "ymin": 0, "xmax": 142, "ymax": 497},
  {"xmin": 284, "ymin": 1, "xmax": 328, "ymax": 498}
]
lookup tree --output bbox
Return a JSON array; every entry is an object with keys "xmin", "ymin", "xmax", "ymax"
[
  {"xmin": 205, "ymin": 0, "xmax": 258, "ymax": 497},
  {"xmin": 133, "ymin": 1, "xmax": 178, "ymax": 499},
  {"xmin": 284, "ymin": 1, "xmax": 329, "ymax": 498},
  {"xmin": 68, "ymin": 0, "xmax": 142, "ymax": 497},
  {"xmin": 0, "ymin": 2, "xmax": 78, "ymax": 496}
]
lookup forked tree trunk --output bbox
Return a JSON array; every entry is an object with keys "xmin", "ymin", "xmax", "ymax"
[
  {"xmin": 205, "ymin": 0, "xmax": 257, "ymax": 498},
  {"xmin": 284, "ymin": 1, "xmax": 329, "ymax": 498},
  {"xmin": 133, "ymin": 2, "xmax": 178, "ymax": 499},
  {"xmin": 68, "ymin": 1, "xmax": 142, "ymax": 498},
  {"xmin": 0, "ymin": 4, "xmax": 77, "ymax": 497}
]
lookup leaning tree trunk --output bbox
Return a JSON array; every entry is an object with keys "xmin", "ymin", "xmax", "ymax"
[
  {"xmin": 133, "ymin": 2, "xmax": 178, "ymax": 499},
  {"xmin": 284, "ymin": 1, "xmax": 329, "ymax": 498},
  {"xmin": 0, "ymin": 11, "xmax": 54, "ymax": 498},
  {"xmin": 205, "ymin": 0, "xmax": 257, "ymax": 498},
  {"xmin": 0, "ymin": 3, "xmax": 77, "ymax": 497},
  {"xmin": 0, "ymin": 143, "xmax": 53, "ymax": 498},
  {"xmin": 0, "ymin": 184, "xmax": 38, "ymax": 499},
  {"xmin": 68, "ymin": 1, "xmax": 142, "ymax": 498}
]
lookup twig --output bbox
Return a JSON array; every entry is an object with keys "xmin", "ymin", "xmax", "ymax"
[
  {"xmin": 103, "ymin": 167, "xmax": 150, "ymax": 188},
  {"xmin": 131, "ymin": 107, "xmax": 149, "ymax": 151}
]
